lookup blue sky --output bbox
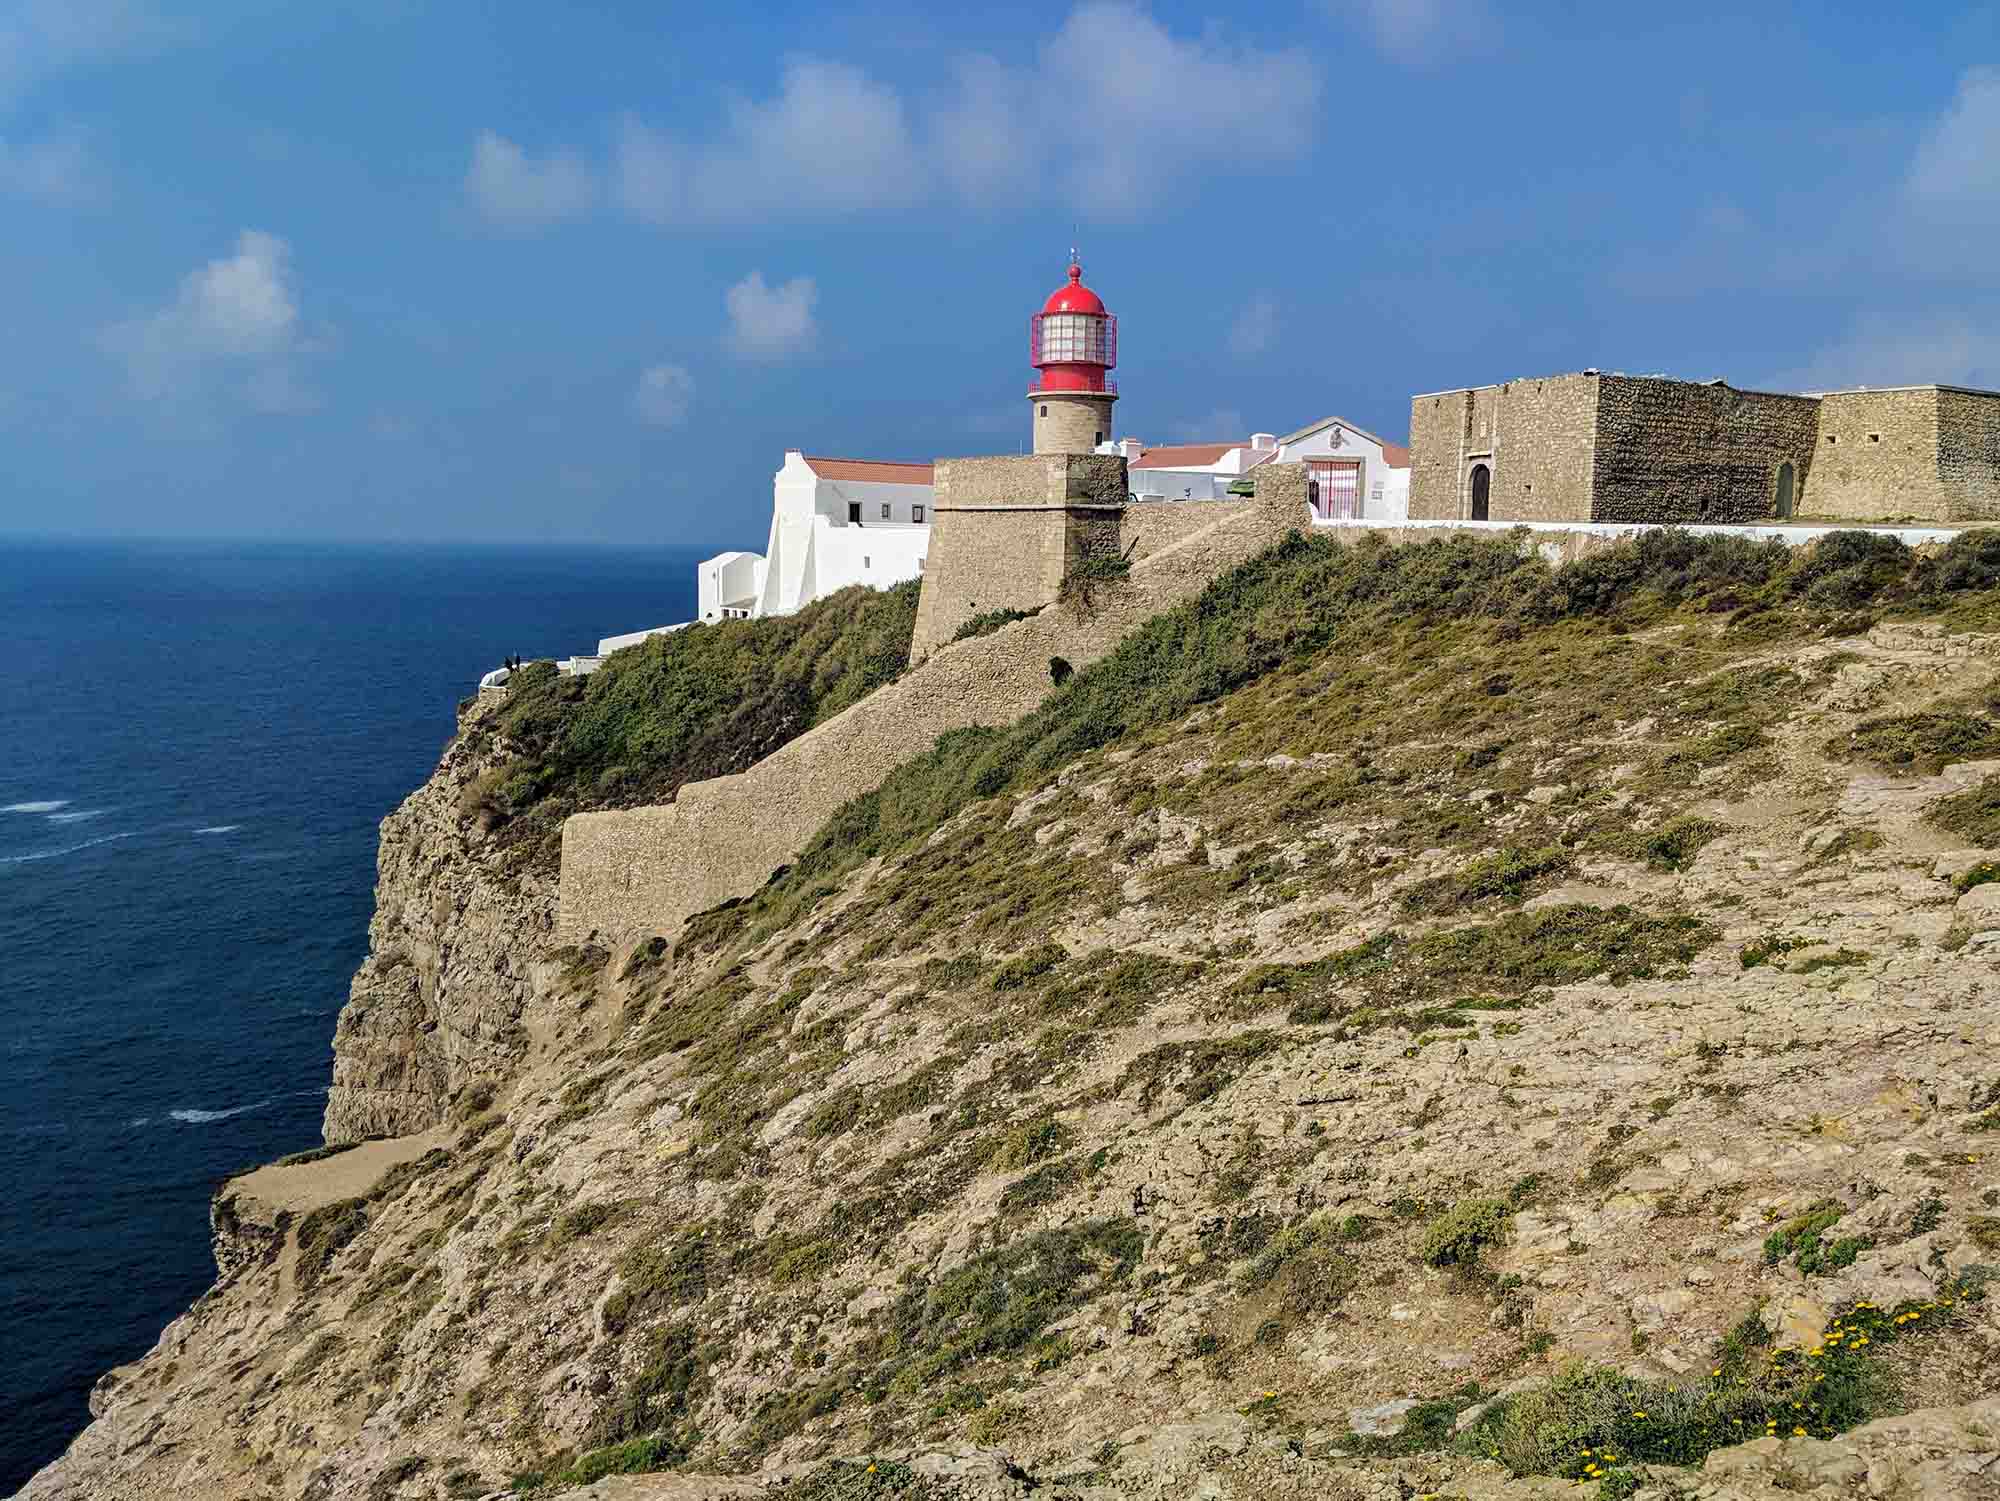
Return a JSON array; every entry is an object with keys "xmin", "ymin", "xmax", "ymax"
[{"xmin": 2, "ymin": 0, "xmax": 1998, "ymax": 546}]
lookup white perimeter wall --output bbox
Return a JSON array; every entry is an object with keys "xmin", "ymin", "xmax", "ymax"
[{"xmin": 806, "ymin": 521, "xmax": 929, "ymax": 600}]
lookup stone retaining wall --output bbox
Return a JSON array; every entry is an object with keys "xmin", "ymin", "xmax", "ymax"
[{"xmin": 558, "ymin": 465, "xmax": 1311, "ymax": 945}]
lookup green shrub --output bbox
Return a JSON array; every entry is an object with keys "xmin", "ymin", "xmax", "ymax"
[
  {"xmin": 1620, "ymin": 817, "xmax": 1726, "ymax": 872},
  {"xmin": 951, "ymin": 607, "xmax": 1038, "ymax": 643},
  {"xmin": 1957, "ymin": 861, "xmax": 2000, "ymax": 893},
  {"xmin": 560, "ymin": 1435, "xmax": 678, "ymax": 1484},
  {"xmin": 1473, "ymin": 1284, "xmax": 1983, "ymax": 1480},
  {"xmin": 1422, "ymin": 1197, "xmax": 1510, "ymax": 1267}
]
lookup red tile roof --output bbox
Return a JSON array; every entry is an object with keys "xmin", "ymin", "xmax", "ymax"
[
  {"xmin": 1383, "ymin": 442, "xmax": 1410, "ymax": 468},
  {"xmin": 1130, "ymin": 442, "xmax": 1241, "ymax": 469},
  {"xmin": 803, "ymin": 455, "xmax": 935, "ymax": 484}
]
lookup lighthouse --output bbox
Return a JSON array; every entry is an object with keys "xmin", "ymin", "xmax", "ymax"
[{"xmin": 1029, "ymin": 254, "xmax": 1117, "ymax": 455}]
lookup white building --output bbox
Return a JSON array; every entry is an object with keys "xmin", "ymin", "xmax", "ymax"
[
  {"xmin": 1275, "ymin": 415, "xmax": 1411, "ymax": 522},
  {"xmin": 730, "ymin": 451, "xmax": 934, "ymax": 622},
  {"xmin": 1102, "ymin": 435, "xmax": 1281, "ymax": 500},
  {"xmin": 569, "ymin": 451, "xmax": 937, "ymax": 672}
]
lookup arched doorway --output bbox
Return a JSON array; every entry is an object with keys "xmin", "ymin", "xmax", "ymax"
[
  {"xmin": 1469, "ymin": 464, "xmax": 1491, "ymax": 521},
  {"xmin": 1774, "ymin": 461, "xmax": 1795, "ymax": 519}
]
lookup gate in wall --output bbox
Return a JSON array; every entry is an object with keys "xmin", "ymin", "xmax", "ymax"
[{"xmin": 1306, "ymin": 458, "xmax": 1362, "ymax": 520}]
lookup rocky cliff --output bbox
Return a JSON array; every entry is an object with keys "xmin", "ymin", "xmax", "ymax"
[
  {"xmin": 19, "ymin": 530, "xmax": 2000, "ymax": 1501},
  {"xmin": 322, "ymin": 700, "xmax": 557, "ymax": 1143}
]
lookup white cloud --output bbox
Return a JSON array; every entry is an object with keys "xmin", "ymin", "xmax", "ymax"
[
  {"xmin": 0, "ymin": 0, "xmax": 178, "ymax": 100},
  {"xmin": 101, "ymin": 230, "xmax": 326, "ymax": 421},
  {"xmin": 1228, "ymin": 294, "xmax": 1279, "ymax": 357},
  {"xmin": 1767, "ymin": 311, "xmax": 2000, "ymax": 395},
  {"xmin": 1907, "ymin": 66, "xmax": 2000, "ymax": 217},
  {"xmin": 0, "ymin": 132, "xmax": 89, "ymax": 199},
  {"xmin": 592, "ymin": 3, "xmax": 1317, "ymax": 229},
  {"xmin": 631, "ymin": 362, "xmax": 695, "ymax": 427},
  {"xmin": 1318, "ymin": 0, "xmax": 1487, "ymax": 64},
  {"xmin": 1004, "ymin": 4, "xmax": 1317, "ymax": 214},
  {"xmin": 725, "ymin": 272, "xmax": 817, "ymax": 360},
  {"xmin": 465, "ymin": 129, "xmax": 595, "ymax": 229},
  {"xmin": 618, "ymin": 60, "xmax": 918, "ymax": 228}
]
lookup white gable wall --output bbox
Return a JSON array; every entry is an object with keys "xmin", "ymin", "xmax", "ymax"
[{"xmin": 1277, "ymin": 423, "xmax": 1409, "ymax": 521}]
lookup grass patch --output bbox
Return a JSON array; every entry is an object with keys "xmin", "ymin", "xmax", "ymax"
[
  {"xmin": 294, "ymin": 1198, "xmax": 368, "ymax": 1295},
  {"xmin": 1762, "ymin": 1200, "xmax": 1869, "ymax": 1274},
  {"xmin": 1930, "ymin": 774, "xmax": 2000, "ymax": 846},
  {"xmin": 1825, "ymin": 712, "xmax": 2000, "ymax": 774},
  {"xmin": 1399, "ymin": 845, "xmax": 1572, "ymax": 914}
]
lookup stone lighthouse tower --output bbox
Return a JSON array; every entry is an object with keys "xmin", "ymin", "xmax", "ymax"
[{"xmin": 1029, "ymin": 254, "xmax": 1117, "ymax": 455}]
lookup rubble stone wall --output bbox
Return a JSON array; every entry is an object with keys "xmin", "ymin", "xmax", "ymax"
[
  {"xmin": 1591, "ymin": 376, "xmax": 1821, "ymax": 524},
  {"xmin": 1937, "ymin": 388, "xmax": 2000, "ymax": 522}
]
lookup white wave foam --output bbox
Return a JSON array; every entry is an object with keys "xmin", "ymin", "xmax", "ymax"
[
  {"xmin": 193, "ymin": 825, "xmax": 240, "ymax": 835},
  {"xmin": 46, "ymin": 809, "xmax": 107, "ymax": 824},
  {"xmin": 3, "ymin": 800, "xmax": 69, "ymax": 814},
  {"xmin": 0, "ymin": 831, "xmax": 135, "ymax": 865},
  {"xmin": 169, "ymin": 1099, "xmax": 268, "ymax": 1125}
]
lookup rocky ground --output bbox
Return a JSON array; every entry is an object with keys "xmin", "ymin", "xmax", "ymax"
[{"xmin": 18, "ymin": 582, "xmax": 2000, "ymax": 1500}]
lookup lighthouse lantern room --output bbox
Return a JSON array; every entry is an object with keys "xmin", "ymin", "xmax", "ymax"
[{"xmin": 1028, "ymin": 255, "xmax": 1118, "ymax": 455}]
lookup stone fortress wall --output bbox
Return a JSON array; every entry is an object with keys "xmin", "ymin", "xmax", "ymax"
[
  {"xmin": 1409, "ymin": 376, "xmax": 1600, "ymax": 523},
  {"xmin": 559, "ymin": 464, "xmax": 1315, "ymax": 945},
  {"xmin": 1410, "ymin": 373, "xmax": 2000, "ymax": 525},
  {"xmin": 1938, "ymin": 388, "xmax": 2000, "ymax": 521},
  {"xmin": 1592, "ymin": 376, "xmax": 1820, "ymax": 525}
]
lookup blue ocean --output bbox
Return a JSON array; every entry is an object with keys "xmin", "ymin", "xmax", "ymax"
[{"xmin": 0, "ymin": 539, "xmax": 706, "ymax": 1493}]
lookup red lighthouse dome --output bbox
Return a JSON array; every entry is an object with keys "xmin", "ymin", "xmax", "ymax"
[{"xmin": 1030, "ymin": 259, "xmax": 1116, "ymax": 396}]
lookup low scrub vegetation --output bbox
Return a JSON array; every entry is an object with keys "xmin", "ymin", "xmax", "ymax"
[
  {"xmin": 1826, "ymin": 711, "xmax": 2000, "ymax": 774},
  {"xmin": 1930, "ymin": 773, "xmax": 2000, "ymax": 846},
  {"xmin": 1469, "ymin": 1285, "xmax": 1986, "ymax": 1486},
  {"xmin": 738, "ymin": 528, "xmax": 1999, "ymax": 943},
  {"xmin": 463, "ymin": 580, "xmax": 920, "ymax": 872}
]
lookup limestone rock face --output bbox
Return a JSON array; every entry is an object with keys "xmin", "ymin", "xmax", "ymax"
[{"xmin": 321, "ymin": 707, "xmax": 556, "ymax": 1143}]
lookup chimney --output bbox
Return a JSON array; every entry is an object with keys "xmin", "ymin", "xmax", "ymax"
[
  {"xmin": 1119, "ymin": 437, "xmax": 1145, "ymax": 460},
  {"xmin": 1250, "ymin": 433, "xmax": 1277, "ymax": 450}
]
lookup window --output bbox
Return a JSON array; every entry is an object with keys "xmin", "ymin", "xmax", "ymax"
[
  {"xmin": 847, "ymin": 502, "xmax": 861, "ymax": 523},
  {"xmin": 1826, "ymin": 434, "xmax": 1838, "ymax": 445},
  {"xmin": 1869, "ymin": 433, "xmax": 1881, "ymax": 443},
  {"xmin": 912, "ymin": 505, "xmax": 925, "ymax": 523},
  {"xmin": 880, "ymin": 503, "xmax": 892, "ymax": 520},
  {"xmin": 1094, "ymin": 430, "xmax": 1103, "ymax": 445},
  {"xmin": 863, "ymin": 556, "xmax": 871, "ymax": 569},
  {"xmin": 1039, "ymin": 405, "xmax": 1048, "ymax": 417}
]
